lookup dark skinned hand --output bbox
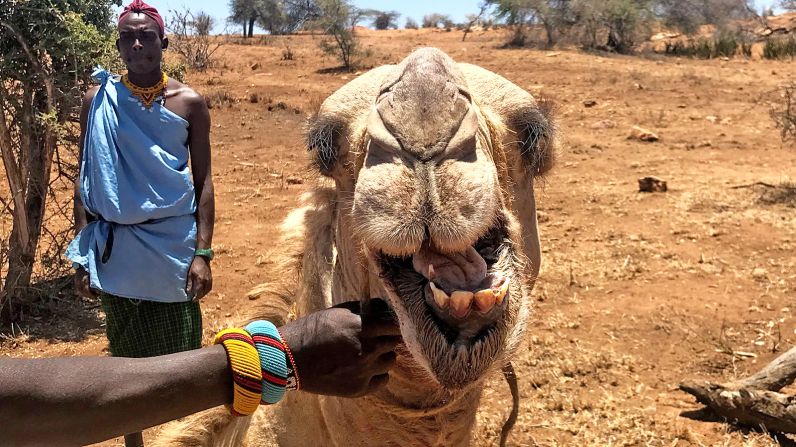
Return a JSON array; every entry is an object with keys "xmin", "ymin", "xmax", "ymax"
[
  {"xmin": 74, "ymin": 267, "xmax": 97, "ymax": 299},
  {"xmin": 279, "ymin": 298, "xmax": 402, "ymax": 398},
  {"xmin": 186, "ymin": 256, "xmax": 213, "ymax": 301}
]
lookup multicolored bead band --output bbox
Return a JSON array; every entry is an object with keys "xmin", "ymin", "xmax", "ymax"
[
  {"xmin": 214, "ymin": 328, "xmax": 263, "ymax": 416},
  {"xmin": 279, "ymin": 328, "xmax": 301, "ymax": 391},
  {"xmin": 245, "ymin": 320, "xmax": 288, "ymax": 404}
]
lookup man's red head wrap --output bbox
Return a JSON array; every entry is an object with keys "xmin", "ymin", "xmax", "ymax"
[{"xmin": 118, "ymin": 0, "xmax": 165, "ymax": 37}]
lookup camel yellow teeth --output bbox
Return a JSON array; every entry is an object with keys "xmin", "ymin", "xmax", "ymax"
[
  {"xmin": 450, "ymin": 291, "xmax": 473, "ymax": 318},
  {"xmin": 429, "ymin": 281, "xmax": 449, "ymax": 309},
  {"xmin": 474, "ymin": 289, "xmax": 496, "ymax": 312},
  {"xmin": 494, "ymin": 276, "xmax": 510, "ymax": 304}
]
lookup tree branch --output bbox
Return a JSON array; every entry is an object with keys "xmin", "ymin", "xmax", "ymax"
[
  {"xmin": 0, "ymin": 20, "xmax": 57, "ymax": 255},
  {"xmin": 680, "ymin": 380, "xmax": 796, "ymax": 434}
]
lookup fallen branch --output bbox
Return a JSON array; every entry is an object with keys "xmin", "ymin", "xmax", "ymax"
[
  {"xmin": 680, "ymin": 380, "xmax": 796, "ymax": 434},
  {"xmin": 681, "ymin": 346, "xmax": 796, "ymax": 433},
  {"xmin": 734, "ymin": 346, "xmax": 796, "ymax": 392},
  {"xmin": 730, "ymin": 182, "xmax": 777, "ymax": 189}
]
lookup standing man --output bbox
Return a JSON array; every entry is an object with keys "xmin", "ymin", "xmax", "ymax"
[{"xmin": 66, "ymin": 1, "xmax": 214, "ymax": 446}]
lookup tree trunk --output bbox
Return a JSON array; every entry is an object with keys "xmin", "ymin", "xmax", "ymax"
[
  {"xmin": 681, "ymin": 346, "xmax": 796, "ymax": 434},
  {"xmin": 0, "ymin": 20, "xmax": 58, "ymax": 326},
  {"xmin": 543, "ymin": 21, "xmax": 556, "ymax": 49},
  {"xmin": 1, "ymin": 137, "xmax": 53, "ymax": 325},
  {"xmin": 247, "ymin": 18, "xmax": 255, "ymax": 38},
  {"xmin": 680, "ymin": 381, "xmax": 796, "ymax": 434}
]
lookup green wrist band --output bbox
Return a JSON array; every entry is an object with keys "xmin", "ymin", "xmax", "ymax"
[{"xmin": 195, "ymin": 248, "xmax": 214, "ymax": 260}]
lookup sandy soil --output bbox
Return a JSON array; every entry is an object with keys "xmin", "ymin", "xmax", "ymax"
[{"xmin": 2, "ymin": 27, "xmax": 796, "ymax": 446}]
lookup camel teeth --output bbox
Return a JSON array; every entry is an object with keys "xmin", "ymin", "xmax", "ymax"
[
  {"xmin": 474, "ymin": 289, "xmax": 496, "ymax": 313},
  {"xmin": 494, "ymin": 276, "xmax": 510, "ymax": 304},
  {"xmin": 429, "ymin": 281, "xmax": 449, "ymax": 309},
  {"xmin": 450, "ymin": 291, "xmax": 473, "ymax": 318}
]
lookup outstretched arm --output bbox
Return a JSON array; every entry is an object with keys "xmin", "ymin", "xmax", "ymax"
[
  {"xmin": 0, "ymin": 346, "xmax": 231, "ymax": 447},
  {"xmin": 0, "ymin": 300, "xmax": 401, "ymax": 446}
]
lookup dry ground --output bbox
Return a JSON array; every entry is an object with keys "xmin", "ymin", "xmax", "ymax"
[{"xmin": 2, "ymin": 28, "xmax": 796, "ymax": 446}]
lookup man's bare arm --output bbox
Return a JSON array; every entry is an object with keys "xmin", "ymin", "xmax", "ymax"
[
  {"xmin": 184, "ymin": 91, "xmax": 215, "ymax": 300},
  {"xmin": 73, "ymin": 86, "xmax": 99, "ymax": 236},
  {"xmin": 0, "ymin": 301, "xmax": 401, "ymax": 446},
  {"xmin": 187, "ymin": 92, "xmax": 214, "ymax": 251},
  {"xmin": 0, "ymin": 346, "xmax": 231, "ymax": 447}
]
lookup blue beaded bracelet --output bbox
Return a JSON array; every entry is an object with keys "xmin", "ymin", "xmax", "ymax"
[{"xmin": 245, "ymin": 320, "xmax": 289, "ymax": 404}]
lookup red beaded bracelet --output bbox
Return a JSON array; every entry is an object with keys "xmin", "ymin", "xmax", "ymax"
[{"xmin": 278, "ymin": 329, "xmax": 301, "ymax": 391}]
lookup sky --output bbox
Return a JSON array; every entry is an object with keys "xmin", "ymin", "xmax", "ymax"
[
  {"xmin": 118, "ymin": 0, "xmax": 485, "ymax": 33},
  {"xmin": 121, "ymin": 0, "xmax": 784, "ymax": 34}
]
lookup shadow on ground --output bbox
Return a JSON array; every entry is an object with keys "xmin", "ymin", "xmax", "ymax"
[
  {"xmin": 681, "ymin": 408, "xmax": 796, "ymax": 447},
  {"xmin": 1, "ymin": 275, "xmax": 104, "ymax": 343}
]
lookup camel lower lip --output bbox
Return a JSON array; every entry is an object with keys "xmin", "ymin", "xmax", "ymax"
[{"xmin": 374, "ymin": 220, "xmax": 512, "ymax": 344}]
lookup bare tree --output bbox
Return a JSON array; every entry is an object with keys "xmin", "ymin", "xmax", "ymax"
[
  {"xmin": 193, "ymin": 11, "xmax": 215, "ymax": 35},
  {"xmin": 771, "ymin": 82, "xmax": 796, "ymax": 144},
  {"xmin": 168, "ymin": 8, "xmax": 222, "ymax": 70},
  {"xmin": 422, "ymin": 13, "xmax": 452, "ymax": 28},
  {"xmin": 462, "ymin": 2, "xmax": 492, "ymax": 41},
  {"xmin": 487, "ymin": 0, "xmax": 577, "ymax": 48},
  {"xmin": 405, "ymin": 17, "xmax": 419, "ymax": 29},
  {"xmin": 316, "ymin": 0, "xmax": 364, "ymax": 69}
]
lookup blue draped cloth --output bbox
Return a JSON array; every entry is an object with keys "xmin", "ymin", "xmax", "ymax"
[{"xmin": 66, "ymin": 67, "xmax": 197, "ymax": 302}]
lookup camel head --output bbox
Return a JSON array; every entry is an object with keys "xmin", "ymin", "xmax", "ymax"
[{"xmin": 307, "ymin": 47, "xmax": 555, "ymax": 391}]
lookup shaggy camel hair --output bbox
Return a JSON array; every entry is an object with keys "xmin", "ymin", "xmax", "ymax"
[{"xmin": 153, "ymin": 47, "xmax": 556, "ymax": 447}]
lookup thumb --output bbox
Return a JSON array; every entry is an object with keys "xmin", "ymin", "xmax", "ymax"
[{"xmin": 186, "ymin": 272, "xmax": 194, "ymax": 294}]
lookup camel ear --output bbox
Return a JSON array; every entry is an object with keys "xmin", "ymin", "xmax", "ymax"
[
  {"xmin": 306, "ymin": 112, "xmax": 345, "ymax": 177},
  {"xmin": 509, "ymin": 97, "xmax": 556, "ymax": 177}
]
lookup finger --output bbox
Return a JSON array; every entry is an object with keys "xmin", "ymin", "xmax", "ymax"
[
  {"xmin": 361, "ymin": 317, "xmax": 401, "ymax": 338},
  {"xmin": 365, "ymin": 373, "xmax": 390, "ymax": 393},
  {"xmin": 185, "ymin": 274, "xmax": 194, "ymax": 295},
  {"xmin": 195, "ymin": 280, "xmax": 208, "ymax": 301},
  {"xmin": 332, "ymin": 300, "xmax": 361, "ymax": 313}
]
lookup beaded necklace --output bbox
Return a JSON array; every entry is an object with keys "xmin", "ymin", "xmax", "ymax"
[{"xmin": 122, "ymin": 72, "xmax": 168, "ymax": 111}]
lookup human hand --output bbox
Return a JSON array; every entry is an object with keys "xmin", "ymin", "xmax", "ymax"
[
  {"xmin": 186, "ymin": 256, "xmax": 212, "ymax": 301},
  {"xmin": 74, "ymin": 267, "xmax": 97, "ymax": 299},
  {"xmin": 279, "ymin": 298, "xmax": 402, "ymax": 398}
]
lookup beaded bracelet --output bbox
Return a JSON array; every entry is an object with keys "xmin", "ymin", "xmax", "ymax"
[
  {"xmin": 245, "ymin": 321, "xmax": 288, "ymax": 404},
  {"xmin": 214, "ymin": 328, "xmax": 263, "ymax": 416},
  {"xmin": 278, "ymin": 328, "xmax": 301, "ymax": 391}
]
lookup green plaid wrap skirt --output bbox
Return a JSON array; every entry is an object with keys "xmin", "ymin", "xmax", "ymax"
[{"xmin": 100, "ymin": 293, "xmax": 203, "ymax": 358}]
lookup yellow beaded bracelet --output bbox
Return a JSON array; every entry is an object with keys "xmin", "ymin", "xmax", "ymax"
[{"xmin": 214, "ymin": 328, "xmax": 263, "ymax": 416}]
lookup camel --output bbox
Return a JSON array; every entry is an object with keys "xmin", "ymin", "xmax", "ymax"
[{"xmin": 154, "ymin": 47, "xmax": 556, "ymax": 447}]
